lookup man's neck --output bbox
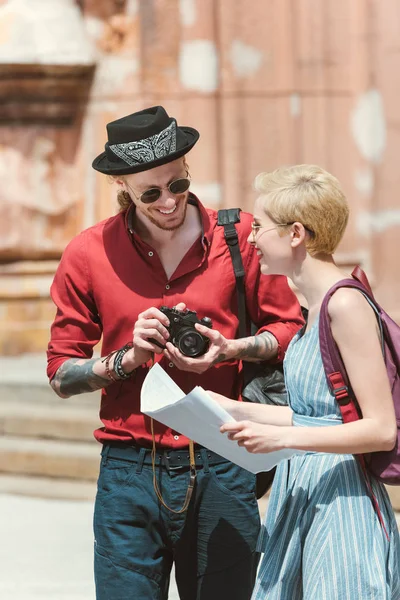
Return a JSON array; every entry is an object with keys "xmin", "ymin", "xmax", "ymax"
[{"xmin": 133, "ymin": 203, "xmax": 201, "ymax": 249}]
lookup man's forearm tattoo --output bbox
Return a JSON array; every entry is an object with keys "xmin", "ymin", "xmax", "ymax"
[
  {"xmin": 50, "ymin": 358, "xmax": 110, "ymax": 398},
  {"xmin": 237, "ymin": 332, "xmax": 277, "ymax": 361},
  {"xmin": 211, "ymin": 353, "xmax": 227, "ymax": 367}
]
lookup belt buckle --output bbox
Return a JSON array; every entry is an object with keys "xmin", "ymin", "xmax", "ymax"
[{"xmin": 162, "ymin": 453, "xmax": 182, "ymax": 471}]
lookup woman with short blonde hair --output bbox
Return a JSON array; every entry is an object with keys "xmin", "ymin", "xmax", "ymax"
[
  {"xmin": 211, "ymin": 164, "xmax": 400, "ymax": 599},
  {"xmin": 254, "ymin": 164, "xmax": 349, "ymax": 256}
]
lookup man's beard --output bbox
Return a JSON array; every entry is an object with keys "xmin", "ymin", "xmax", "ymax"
[{"xmin": 139, "ymin": 198, "xmax": 188, "ymax": 231}]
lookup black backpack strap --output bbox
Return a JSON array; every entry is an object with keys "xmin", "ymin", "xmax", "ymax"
[{"xmin": 217, "ymin": 209, "xmax": 247, "ymax": 338}]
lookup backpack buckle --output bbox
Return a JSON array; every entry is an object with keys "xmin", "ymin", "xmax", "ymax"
[
  {"xmin": 332, "ymin": 385, "xmax": 350, "ymax": 405},
  {"xmin": 224, "ymin": 229, "xmax": 239, "ymax": 246}
]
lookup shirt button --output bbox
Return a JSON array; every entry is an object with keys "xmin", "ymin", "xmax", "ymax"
[
  {"xmin": 165, "ymin": 284, "xmax": 170, "ymax": 290},
  {"xmin": 169, "ymin": 362, "xmax": 174, "ymax": 368},
  {"xmin": 148, "ymin": 251, "xmax": 154, "ymax": 257},
  {"xmin": 174, "ymin": 435, "xmax": 179, "ymax": 440}
]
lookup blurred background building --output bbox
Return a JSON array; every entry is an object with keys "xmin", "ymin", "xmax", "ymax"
[
  {"xmin": 1, "ymin": 0, "xmax": 400, "ymax": 358},
  {"xmin": 0, "ymin": 0, "xmax": 399, "ymax": 498}
]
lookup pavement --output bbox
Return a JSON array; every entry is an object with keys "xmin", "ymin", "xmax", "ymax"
[
  {"xmin": 0, "ymin": 492, "xmax": 269, "ymax": 600},
  {"xmin": 1, "ymin": 490, "xmax": 398, "ymax": 600},
  {"xmin": 0, "ymin": 493, "xmax": 181, "ymax": 600}
]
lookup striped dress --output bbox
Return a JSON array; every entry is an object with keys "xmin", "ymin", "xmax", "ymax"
[{"xmin": 253, "ymin": 318, "xmax": 400, "ymax": 600}]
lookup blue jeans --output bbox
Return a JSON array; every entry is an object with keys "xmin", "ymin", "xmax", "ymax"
[{"xmin": 93, "ymin": 444, "xmax": 260, "ymax": 600}]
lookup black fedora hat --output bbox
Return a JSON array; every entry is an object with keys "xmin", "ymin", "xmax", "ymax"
[{"xmin": 92, "ymin": 106, "xmax": 199, "ymax": 176}]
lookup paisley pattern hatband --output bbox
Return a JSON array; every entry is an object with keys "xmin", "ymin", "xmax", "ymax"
[{"xmin": 109, "ymin": 121, "xmax": 177, "ymax": 167}]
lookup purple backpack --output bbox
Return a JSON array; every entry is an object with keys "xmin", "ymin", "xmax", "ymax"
[{"xmin": 319, "ymin": 266, "xmax": 400, "ymax": 485}]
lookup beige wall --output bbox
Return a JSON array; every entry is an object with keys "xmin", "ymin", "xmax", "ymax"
[{"xmin": 0, "ymin": 0, "xmax": 399, "ymax": 355}]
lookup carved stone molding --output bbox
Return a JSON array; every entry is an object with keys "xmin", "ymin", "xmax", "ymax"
[
  {"xmin": 0, "ymin": 0, "xmax": 95, "ymax": 125},
  {"xmin": 0, "ymin": 63, "xmax": 95, "ymax": 126}
]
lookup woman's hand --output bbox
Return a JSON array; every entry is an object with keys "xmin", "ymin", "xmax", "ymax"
[
  {"xmin": 220, "ymin": 421, "xmax": 286, "ymax": 454},
  {"xmin": 206, "ymin": 390, "xmax": 236, "ymax": 410}
]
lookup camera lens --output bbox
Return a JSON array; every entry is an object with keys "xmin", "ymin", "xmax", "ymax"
[{"xmin": 177, "ymin": 329, "xmax": 208, "ymax": 357}]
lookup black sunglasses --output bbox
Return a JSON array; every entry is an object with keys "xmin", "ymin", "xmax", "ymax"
[{"xmin": 129, "ymin": 177, "xmax": 191, "ymax": 204}]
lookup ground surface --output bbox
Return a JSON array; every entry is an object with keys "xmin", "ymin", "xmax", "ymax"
[{"xmin": 0, "ymin": 493, "xmax": 181, "ymax": 600}]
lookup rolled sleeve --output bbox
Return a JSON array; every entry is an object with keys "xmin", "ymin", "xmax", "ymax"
[
  {"xmin": 244, "ymin": 242, "xmax": 304, "ymax": 362},
  {"xmin": 257, "ymin": 320, "xmax": 300, "ymax": 362},
  {"xmin": 47, "ymin": 232, "xmax": 102, "ymax": 381}
]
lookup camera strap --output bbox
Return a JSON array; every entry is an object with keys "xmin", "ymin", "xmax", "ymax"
[
  {"xmin": 150, "ymin": 419, "xmax": 196, "ymax": 513},
  {"xmin": 149, "ymin": 356, "xmax": 196, "ymax": 513},
  {"xmin": 217, "ymin": 208, "xmax": 247, "ymax": 338}
]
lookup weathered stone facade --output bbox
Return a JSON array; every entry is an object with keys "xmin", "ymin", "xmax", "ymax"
[{"xmin": 0, "ymin": 0, "xmax": 399, "ymax": 355}]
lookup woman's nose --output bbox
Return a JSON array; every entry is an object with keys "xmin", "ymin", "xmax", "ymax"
[{"xmin": 247, "ymin": 231, "xmax": 255, "ymax": 245}]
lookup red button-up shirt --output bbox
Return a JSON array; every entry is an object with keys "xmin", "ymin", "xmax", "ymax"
[{"xmin": 47, "ymin": 196, "xmax": 304, "ymax": 448}]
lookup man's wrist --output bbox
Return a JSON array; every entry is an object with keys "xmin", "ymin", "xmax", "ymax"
[
  {"xmin": 120, "ymin": 346, "xmax": 150, "ymax": 376},
  {"xmin": 110, "ymin": 344, "xmax": 134, "ymax": 380},
  {"xmin": 223, "ymin": 338, "xmax": 241, "ymax": 361},
  {"xmin": 103, "ymin": 344, "xmax": 138, "ymax": 382},
  {"xmin": 121, "ymin": 349, "xmax": 139, "ymax": 372}
]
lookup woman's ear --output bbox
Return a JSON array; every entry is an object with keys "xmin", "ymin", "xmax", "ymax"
[{"xmin": 290, "ymin": 222, "xmax": 307, "ymax": 249}]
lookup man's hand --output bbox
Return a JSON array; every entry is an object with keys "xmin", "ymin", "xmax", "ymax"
[
  {"xmin": 133, "ymin": 307, "xmax": 170, "ymax": 353},
  {"xmin": 122, "ymin": 304, "xmax": 186, "ymax": 370},
  {"xmin": 220, "ymin": 421, "xmax": 286, "ymax": 454},
  {"xmin": 122, "ymin": 302, "xmax": 186, "ymax": 371},
  {"xmin": 163, "ymin": 323, "xmax": 234, "ymax": 374}
]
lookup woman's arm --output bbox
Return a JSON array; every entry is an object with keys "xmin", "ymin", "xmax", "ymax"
[
  {"xmin": 207, "ymin": 390, "xmax": 293, "ymax": 426},
  {"xmin": 221, "ymin": 289, "xmax": 397, "ymax": 454}
]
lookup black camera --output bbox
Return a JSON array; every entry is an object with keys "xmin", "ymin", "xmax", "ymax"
[{"xmin": 149, "ymin": 306, "xmax": 213, "ymax": 357}]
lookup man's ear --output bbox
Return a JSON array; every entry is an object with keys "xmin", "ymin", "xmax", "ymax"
[
  {"xmin": 290, "ymin": 222, "xmax": 307, "ymax": 249},
  {"xmin": 114, "ymin": 178, "xmax": 124, "ymax": 186}
]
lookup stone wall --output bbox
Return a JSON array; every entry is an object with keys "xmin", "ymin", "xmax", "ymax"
[{"xmin": 0, "ymin": 0, "xmax": 399, "ymax": 355}]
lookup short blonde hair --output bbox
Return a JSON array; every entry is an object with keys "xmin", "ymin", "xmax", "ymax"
[{"xmin": 254, "ymin": 164, "xmax": 349, "ymax": 256}]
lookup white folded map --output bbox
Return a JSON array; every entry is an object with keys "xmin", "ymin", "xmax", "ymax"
[{"xmin": 140, "ymin": 363, "xmax": 300, "ymax": 474}]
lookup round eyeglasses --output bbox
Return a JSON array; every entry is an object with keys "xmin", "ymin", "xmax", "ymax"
[
  {"xmin": 128, "ymin": 177, "xmax": 191, "ymax": 204},
  {"xmin": 250, "ymin": 221, "xmax": 290, "ymax": 243},
  {"xmin": 250, "ymin": 221, "xmax": 315, "ymax": 243}
]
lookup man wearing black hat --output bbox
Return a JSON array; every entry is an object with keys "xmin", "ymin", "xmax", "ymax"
[{"xmin": 47, "ymin": 106, "xmax": 303, "ymax": 599}]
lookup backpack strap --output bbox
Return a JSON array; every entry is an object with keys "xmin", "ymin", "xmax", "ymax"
[
  {"xmin": 319, "ymin": 278, "xmax": 363, "ymax": 419},
  {"xmin": 217, "ymin": 209, "xmax": 247, "ymax": 338},
  {"xmin": 319, "ymin": 275, "xmax": 382, "ymax": 409},
  {"xmin": 352, "ymin": 265, "xmax": 374, "ymax": 297},
  {"xmin": 319, "ymin": 269, "xmax": 390, "ymax": 540}
]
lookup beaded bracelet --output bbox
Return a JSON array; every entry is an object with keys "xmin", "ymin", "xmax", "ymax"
[
  {"xmin": 104, "ymin": 351, "xmax": 119, "ymax": 382},
  {"xmin": 113, "ymin": 342, "xmax": 136, "ymax": 380}
]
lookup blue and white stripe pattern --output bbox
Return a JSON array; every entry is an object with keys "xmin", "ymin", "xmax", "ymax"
[{"xmin": 253, "ymin": 319, "xmax": 400, "ymax": 599}]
